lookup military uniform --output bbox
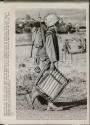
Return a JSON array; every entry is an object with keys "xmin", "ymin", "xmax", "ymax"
[
  {"xmin": 31, "ymin": 27, "xmax": 43, "ymax": 64},
  {"xmin": 46, "ymin": 28, "xmax": 59, "ymax": 64}
]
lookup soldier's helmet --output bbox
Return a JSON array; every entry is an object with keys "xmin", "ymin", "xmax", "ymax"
[{"xmin": 45, "ymin": 14, "xmax": 59, "ymax": 27}]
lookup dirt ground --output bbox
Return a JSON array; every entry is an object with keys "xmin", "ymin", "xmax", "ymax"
[
  {"xmin": 16, "ymin": 32, "xmax": 87, "ymax": 120},
  {"xmin": 17, "ymin": 105, "xmax": 87, "ymax": 120}
]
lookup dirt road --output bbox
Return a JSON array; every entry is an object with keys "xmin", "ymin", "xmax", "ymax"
[{"xmin": 17, "ymin": 104, "xmax": 87, "ymax": 120}]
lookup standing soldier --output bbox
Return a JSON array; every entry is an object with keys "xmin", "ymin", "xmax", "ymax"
[
  {"xmin": 31, "ymin": 24, "xmax": 36, "ymax": 57},
  {"xmin": 35, "ymin": 20, "xmax": 49, "ymax": 70},
  {"xmin": 31, "ymin": 22, "xmax": 43, "ymax": 65}
]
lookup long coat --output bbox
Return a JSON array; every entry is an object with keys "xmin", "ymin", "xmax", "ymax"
[{"xmin": 45, "ymin": 29, "xmax": 59, "ymax": 63}]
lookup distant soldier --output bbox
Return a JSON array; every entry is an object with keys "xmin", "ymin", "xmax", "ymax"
[
  {"xmin": 35, "ymin": 21, "xmax": 49, "ymax": 70},
  {"xmin": 31, "ymin": 22, "xmax": 43, "ymax": 65}
]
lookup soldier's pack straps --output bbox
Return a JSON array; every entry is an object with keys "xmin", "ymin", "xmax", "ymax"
[{"xmin": 46, "ymin": 29, "xmax": 56, "ymax": 37}]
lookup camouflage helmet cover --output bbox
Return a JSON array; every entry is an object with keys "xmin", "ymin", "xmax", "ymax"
[{"xmin": 45, "ymin": 14, "xmax": 59, "ymax": 27}]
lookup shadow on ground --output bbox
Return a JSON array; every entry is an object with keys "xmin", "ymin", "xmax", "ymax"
[
  {"xmin": 34, "ymin": 95, "xmax": 87, "ymax": 111},
  {"xmin": 54, "ymin": 99, "xmax": 87, "ymax": 110}
]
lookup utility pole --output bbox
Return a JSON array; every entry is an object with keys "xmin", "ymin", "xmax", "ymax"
[{"xmin": 38, "ymin": 12, "xmax": 41, "ymax": 22}]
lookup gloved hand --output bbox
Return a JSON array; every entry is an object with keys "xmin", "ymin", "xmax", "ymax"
[
  {"xmin": 50, "ymin": 63, "xmax": 55, "ymax": 71},
  {"xmin": 34, "ymin": 56, "xmax": 40, "ymax": 65}
]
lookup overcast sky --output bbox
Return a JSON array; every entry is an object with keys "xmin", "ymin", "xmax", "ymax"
[
  {"xmin": 16, "ymin": 9, "xmax": 85, "ymax": 19},
  {"xmin": 16, "ymin": 9, "xmax": 86, "ymax": 25}
]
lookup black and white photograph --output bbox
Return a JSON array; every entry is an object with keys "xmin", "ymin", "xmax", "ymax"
[{"xmin": 16, "ymin": 6, "xmax": 88, "ymax": 120}]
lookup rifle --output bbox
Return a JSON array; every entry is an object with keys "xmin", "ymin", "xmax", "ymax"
[
  {"xmin": 30, "ymin": 27, "xmax": 35, "ymax": 58},
  {"xmin": 30, "ymin": 43, "xmax": 33, "ymax": 58},
  {"xmin": 38, "ymin": 12, "xmax": 46, "ymax": 47}
]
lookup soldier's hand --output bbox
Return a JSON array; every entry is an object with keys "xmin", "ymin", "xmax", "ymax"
[{"xmin": 50, "ymin": 63, "xmax": 55, "ymax": 71}]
